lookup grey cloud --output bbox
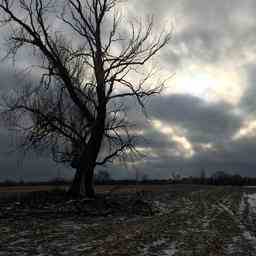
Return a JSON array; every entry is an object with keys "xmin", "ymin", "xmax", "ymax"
[
  {"xmin": 0, "ymin": 129, "xmax": 72, "ymax": 181},
  {"xmin": 113, "ymin": 91, "xmax": 256, "ymax": 178},
  {"xmin": 124, "ymin": 92, "xmax": 256, "ymax": 178},
  {"xmin": 148, "ymin": 94, "xmax": 242, "ymax": 144},
  {"xmin": 152, "ymin": 0, "xmax": 256, "ymax": 72},
  {"xmin": 239, "ymin": 65, "xmax": 256, "ymax": 115},
  {"xmin": 0, "ymin": 155, "xmax": 72, "ymax": 181}
]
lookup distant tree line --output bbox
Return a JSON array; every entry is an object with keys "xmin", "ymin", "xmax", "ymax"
[
  {"xmin": 1, "ymin": 170, "xmax": 256, "ymax": 187},
  {"xmin": 170, "ymin": 171, "xmax": 255, "ymax": 186}
]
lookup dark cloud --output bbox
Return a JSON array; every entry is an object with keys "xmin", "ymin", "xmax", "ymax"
[
  {"xmin": 148, "ymin": 94, "xmax": 242, "ymax": 144},
  {"xmin": 121, "ymin": 93, "xmax": 256, "ymax": 178},
  {"xmin": 0, "ymin": 65, "xmax": 72, "ymax": 181},
  {"xmin": 0, "ymin": 128, "xmax": 72, "ymax": 181}
]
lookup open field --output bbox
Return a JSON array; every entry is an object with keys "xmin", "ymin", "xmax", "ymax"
[
  {"xmin": 1, "ymin": 185, "xmax": 256, "ymax": 255},
  {"xmin": 0, "ymin": 184, "xmax": 211, "ymax": 193},
  {"xmin": 0, "ymin": 184, "xmax": 211, "ymax": 202}
]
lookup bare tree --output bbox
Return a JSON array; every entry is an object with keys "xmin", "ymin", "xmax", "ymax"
[{"xmin": 0, "ymin": 0, "xmax": 171, "ymax": 197}]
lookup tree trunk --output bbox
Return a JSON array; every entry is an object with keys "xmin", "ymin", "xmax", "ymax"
[
  {"xmin": 68, "ymin": 168, "xmax": 86, "ymax": 197},
  {"xmin": 68, "ymin": 78, "xmax": 106, "ymax": 198},
  {"xmin": 84, "ymin": 165, "xmax": 95, "ymax": 197},
  {"xmin": 68, "ymin": 153, "xmax": 97, "ymax": 198}
]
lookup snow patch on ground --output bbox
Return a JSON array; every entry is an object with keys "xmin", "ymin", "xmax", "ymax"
[
  {"xmin": 239, "ymin": 193, "xmax": 256, "ymax": 252},
  {"xmin": 218, "ymin": 202, "xmax": 235, "ymax": 217},
  {"xmin": 162, "ymin": 242, "xmax": 177, "ymax": 256},
  {"xmin": 243, "ymin": 230, "xmax": 256, "ymax": 246},
  {"xmin": 141, "ymin": 240, "xmax": 178, "ymax": 256},
  {"xmin": 153, "ymin": 201, "xmax": 171, "ymax": 214},
  {"xmin": 247, "ymin": 193, "xmax": 256, "ymax": 214},
  {"xmin": 239, "ymin": 194, "xmax": 246, "ymax": 214},
  {"xmin": 141, "ymin": 239, "xmax": 165, "ymax": 255}
]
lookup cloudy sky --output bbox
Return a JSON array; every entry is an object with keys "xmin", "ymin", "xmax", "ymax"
[{"xmin": 1, "ymin": 0, "xmax": 256, "ymax": 180}]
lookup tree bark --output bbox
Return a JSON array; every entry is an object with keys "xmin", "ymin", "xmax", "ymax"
[
  {"xmin": 68, "ymin": 125, "xmax": 105, "ymax": 198},
  {"xmin": 68, "ymin": 162, "xmax": 96, "ymax": 198},
  {"xmin": 84, "ymin": 165, "xmax": 95, "ymax": 197},
  {"xmin": 68, "ymin": 168, "xmax": 86, "ymax": 197},
  {"xmin": 68, "ymin": 125, "xmax": 104, "ymax": 198}
]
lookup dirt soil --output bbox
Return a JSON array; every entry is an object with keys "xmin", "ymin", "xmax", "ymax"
[{"xmin": 0, "ymin": 185, "xmax": 255, "ymax": 255}]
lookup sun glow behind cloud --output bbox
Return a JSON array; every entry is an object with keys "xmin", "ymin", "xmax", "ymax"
[
  {"xmin": 233, "ymin": 120, "xmax": 256, "ymax": 140},
  {"xmin": 152, "ymin": 119, "xmax": 194, "ymax": 158},
  {"xmin": 164, "ymin": 63, "xmax": 245, "ymax": 106}
]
